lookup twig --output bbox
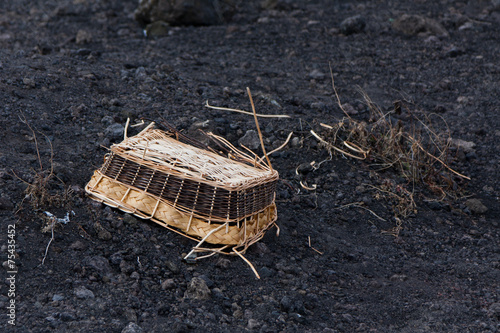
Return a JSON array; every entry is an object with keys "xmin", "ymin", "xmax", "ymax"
[
  {"xmin": 300, "ymin": 180, "xmax": 317, "ymax": 191},
  {"xmin": 334, "ymin": 202, "xmax": 387, "ymax": 222},
  {"xmin": 310, "ymin": 130, "xmax": 366, "ymax": 160},
  {"xmin": 41, "ymin": 211, "xmax": 72, "ymax": 265},
  {"xmin": 247, "ymin": 87, "xmax": 273, "ymax": 172},
  {"xmin": 19, "ymin": 114, "xmax": 43, "ymax": 171},
  {"xmin": 329, "ymin": 62, "xmax": 352, "ymax": 119},
  {"xmin": 41, "ymin": 221, "xmax": 55, "ymax": 265},
  {"xmin": 308, "ymin": 236, "xmax": 324, "ymax": 255},
  {"xmin": 258, "ymin": 131, "xmax": 293, "ymax": 164},
  {"xmin": 408, "ymin": 135, "xmax": 470, "ymax": 180},
  {"xmin": 205, "ymin": 100, "xmax": 290, "ymax": 118},
  {"xmin": 233, "ymin": 247, "xmax": 261, "ymax": 279}
]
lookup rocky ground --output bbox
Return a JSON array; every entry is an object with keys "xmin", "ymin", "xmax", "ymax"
[{"xmin": 1, "ymin": 0, "xmax": 499, "ymax": 332}]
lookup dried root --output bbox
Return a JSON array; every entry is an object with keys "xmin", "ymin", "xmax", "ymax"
[{"xmin": 14, "ymin": 115, "xmax": 72, "ymax": 213}]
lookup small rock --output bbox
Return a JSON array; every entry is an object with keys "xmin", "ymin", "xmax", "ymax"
[
  {"xmin": 76, "ymin": 29, "xmax": 92, "ymax": 45},
  {"xmin": 444, "ymin": 45, "xmax": 464, "ymax": 58},
  {"xmin": 449, "ymin": 138, "xmax": 476, "ymax": 153},
  {"xmin": 198, "ymin": 274, "xmax": 214, "ymax": 288},
  {"xmin": 109, "ymin": 252, "xmax": 124, "ymax": 265},
  {"xmin": 458, "ymin": 21, "xmax": 474, "ymax": 31},
  {"xmin": 184, "ymin": 277, "xmax": 211, "ymax": 300},
  {"xmin": 74, "ymin": 286, "xmax": 95, "ymax": 299},
  {"xmin": 60, "ymin": 312, "xmax": 76, "ymax": 322},
  {"xmin": 342, "ymin": 103, "xmax": 358, "ymax": 115},
  {"xmin": 239, "ymin": 130, "xmax": 260, "ymax": 150},
  {"xmin": 123, "ymin": 214, "xmax": 138, "ymax": 226},
  {"xmin": 465, "ymin": 198, "xmax": 488, "ymax": 215},
  {"xmin": 165, "ymin": 260, "xmax": 179, "ymax": 273},
  {"xmin": 340, "ymin": 15, "xmax": 366, "ymax": 35},
  {"xmin": 52, "ymin": 294, "xmax": 64, "ymax": 302},
  {"xmin": 311, "ymin": 101, "xmax": 325, "ymax": 110},
  {"xmin": 135, "ymin": 0, "xmax": 232, "ymax": 26},
  {"xmin": 488, "ymin": 302, "xmax": 500, "ymax": 317},
  {"xmin": 392, "ymin": 14, "xmax": 448, "ymax": 37},
  {"xmin": 120, "ymin": 260, "xmax": 135, "ymax": 275},
  {"xmin": 390, "ymin": 274, "xmax": 408, "ymax": 282},
  {"xmin": 145, "ymin": 21, "xmax": 169, "ymax": 38},
  {"xmin": 0, "ymin": 33, "xmax": 11, "ymax": 41},
  {"xmin": 98, "ymin": 228, "xmax": 112, "ymax": 241},
  {"xmin": 135, "ymin": 66, "xmax": 147, "ymax": 80},
  {"xmin": 83, "ymin": 256, "xmax": 111, "ymax": 273},
  {"xmin": 161, "ymin": 278, "xmax": 175, "ymax": 290},
  {"xmin": 291, "ymin": 312, "xmax": 306, "ymax": 323},
  {"xmin": 124, "ymin": 307, "xmax": 138, "ymax": 322},
  {"xmin": 247, "ymin": 318, "xmax": 261, "ymax": 330},
  {"xmin": 105, "ymin": 123, "xmax": 125, "ymax": 141},
  {"xmin": 280, "ymin": 295, "xmax": 292, "ymax": 312},
  {"xmin": 308, "ymin": 69, "xmax": 325, "ymax": 80},
  {"xmin": 45, "ymin": 315, "xmax": 60, "ymax": 328},
  {"xmin": 23, "ymin": 77, "xmax": 36, "ymax": 88},
  {"xmin": 122, "ymin": 322, "xmax": 143, "ymax": 333},
  {"xmin": 101, "ymin": 115, "xmax": 114, "ymax": 125}
]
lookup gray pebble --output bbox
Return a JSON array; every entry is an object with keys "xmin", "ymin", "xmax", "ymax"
[
  {"xmin": 239, "ymin": 130, "xmax": 260, "ymax": 150},
  {"xmin": 161, "ymin": 278, "xmax": 175, "ymax": 290},
  {"xmin": 98, "ymin": 228, "xmax": 112, "ymax": 241},
  {"xmin": 465, "ymin": 198, "xmax": 488, "ymax": 214},
  {"xmin": 83, "ymin": 256, "xmax": 111, "ymax": 273},
  {"xmin": 184, "ymin": 277, "xmax": 211, "ymax": 300},
  {"xmin": 145, "ymin": 21, "xmax": 169, "ymax": 38},
  {"xmin": 105, "ymin": 123, "xmax": 125, "ymax": 141},
  {"xmin": 121, "ymin": 322, "xmax": 143, "ymax": 333},
  {"xmin": 340, "ymin": 15, "xmax": 366, "ymax": 35},
  {"xmin": 392, "ymin": 14, "xmax": 448, "ymax": 37},
  {"xmin": 308, "ymin": 69, "xmax": 325, "ymax": 80},
  {"xmin": 247, "ymin": 318, "xmax": 260, "ymax": 329},
  {"xmin": 74, "ymin": 286, "xmax": 95, "ymax": 299}
]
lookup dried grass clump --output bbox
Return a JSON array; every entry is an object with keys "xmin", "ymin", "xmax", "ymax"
[
  {"xmin": 311, "ymin": 78, "xmax": 470, "ymax": 235},
  {"xmin": 14, "ymin": 115, "xmax": 72, "ymax": 213},
  {"xmin": 314, "ymin": 90, "xmax": 469, "ymax": 201}
]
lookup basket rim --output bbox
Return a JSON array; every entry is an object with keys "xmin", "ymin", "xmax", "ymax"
[{"xmin": 109, "ymin": 126, "xmax": 279, "ymax": 190}]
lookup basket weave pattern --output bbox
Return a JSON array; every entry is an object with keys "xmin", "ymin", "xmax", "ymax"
[
  {"xmin": 100, "ymin": 152, "xmax": 278, "ymax": 222},
  {"xmin": 85, "ymin": 123, "xmax": 279, "ymax": 249}
]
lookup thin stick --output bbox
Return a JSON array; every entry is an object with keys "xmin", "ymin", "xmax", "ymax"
[
  {"xmin": 258, "ymin": 131, "xmax": 293, "ymax": 163},
  {"xmin": 334, "ymin": 201, "xmax": 387, "ymax": 222},
  {"xmin": 308, "ymin": 236, "xmax": 324, "ymax": 255},
  {"xmin": 329, "ymin": 62, "xmax": 351, "ymax": 119},
  {"xmin": 247, "ymin": 87, "xmax": 273, "ymax": 172},
  {"xmin": 233, "ymin": 247, "xmax": 261, "ymax": 279},
  {"xmin": 41, "ymin": 220, "xmax": 55, "ymax": 265},
  {"xmin": 124, "ymin": 118, "xmax": 130, "ymax": 140},
  {"xmin": 205, "ymin": 101, "xmax": 290, "ymax": 118},
  {"xmin": 310, "ymin": 130, "xmax": 366, "ymax": 160},
  {"xmin": 19, "ymin": 114, "xmax": 43, "ymax": 170},
  {"xmin": 408, "ymin": 135, "xmax": 470, "ymax": 180},
  {"xmin": 300, "ymin": 180, "xmax": 317, "ymax": 191}
]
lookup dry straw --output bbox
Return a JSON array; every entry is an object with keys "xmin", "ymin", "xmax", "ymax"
[{"xmin": 86, "ymin": 89, "xmax": 281, "ymax": 278}]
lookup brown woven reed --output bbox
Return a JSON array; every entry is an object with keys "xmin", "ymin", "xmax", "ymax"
[{"xmin": 85, "ymin": 122, "xmax": 279, "ymax": 252}]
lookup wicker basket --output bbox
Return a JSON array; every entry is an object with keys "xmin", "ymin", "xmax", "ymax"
[{"xmin": 85, "ymin": 122, "xmax": 279, "ymax": 257}]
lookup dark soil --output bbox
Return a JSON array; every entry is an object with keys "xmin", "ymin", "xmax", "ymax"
[{"xmin": 1, "ymin": 1, "xmax": 499, "ymax": 332}]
